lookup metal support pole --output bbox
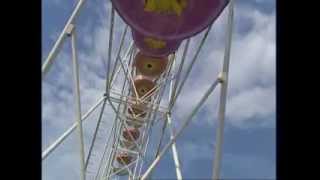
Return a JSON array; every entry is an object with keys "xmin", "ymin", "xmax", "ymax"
[
  {"xmin": 141, "ymin": 78, "xmax": 220, "ymax": 180},
  {"xmin": 108, "ymin": 25, "xmax": 128, "ymax": 86},
  {"xmin": 103, "ymin": 49, "xmax": 135, "ymax": 179},
  {"xmin": 84, "ymin": 98, "xmax": 108, "ymax": 170},
  {"xmin": 212, "ymin": 1, "xmax": 234, "ymax": 179},
  {"xmin": 135, "ymin": 62, "xmax": 173, "ymax": 178},
  {"xmin": 70, "ymin": 25, "xmax": 86, "ymax": 180},
  {"xmin": 85, "ymin": 34, "xmax": 134, "ymax": 169},
  {"xmin": 167, "ymin": 60, "xmax": 183, "ymax": 180},
  {"xmin": 169, "ymin": 39, "xmax": 190, "ymax": 109},
  {"xmin": 94, "ymin": 115, "xmax": 117, "ymax": 180},
  {"xmin": 110, "ymin": 41, "xmax": 134, "ymax": 88},
  {"xmin": 167, "ymin": 114, "xmax": 182, "ymax": 180},
  {"xmin": 153, "ymin": 55, "xmax": 178, "ymax": 162},
  {"xmin": 106, "ymin": 6, "xmax": 115, "ymax": 95},
  {"xmin": 42, "ymin": 0, "xmax": 85, "ymax": 76},
  {"xmin": 43, "ymin": 43, "xmax": 133, "ymax": 161}
]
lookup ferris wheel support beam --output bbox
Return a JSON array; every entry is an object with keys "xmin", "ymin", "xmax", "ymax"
[
  {"xmin": 167, "ymin": 114, "xmax": 183, "ymax": 180},
  {"xmin": 42, "ymin": 43, "xmax": 132, "ymax": 161},
  {"xmin": 135, "ymin": 61, "xmax": 174, "ymax": 178},
  {"xmin": 108, "ymin": 25, "xmax": 129, "ymax": 86},
  {"xmin": 42, "ymin": 0, "xmax": 85, "ymax": 77},
  {"xmin": 102, "ymin": 50, "xmax": 135, "ymax": 179},
  {"xmin": 169, "ymin": 39, "xmax": 190, "ymax": 110},
  {"xmin": 94, "ymin": 114, "xmax": 116, "ymax": 180},
  {"xmin": 117, "ymin": 53, "xmax": 140, "ymax": 100},
  {"xmin": 43, "ymin": 25, "xmax": 134, "ymax": 161},
  {"xmin": 140, "ymin": 78, "xmax": 220, "ymax": 180},
  {"xmin": 85, "ymin": 23, "xmax": 129, "ymax": 171},
  {"xmin": 109, "ymin": 41, "xmax": 134, "ymax": 88},
  {"xmin": 212, "ymin": 1, "xmax": 234, "ymax": 179},
  {"xmin": 105, "ymin": 6, "xmax": 115, "ymax": 95},
  {"xmin": 167, "ymin": 58, "xmax": 183, "ymax": 180},
  {"xmin": 70, "ymin": 25, "xmax": 86, "ymax": 180},
  {"xmin": 84, "ymin": 98, "xmax": 108, "ymax": 170},
  {"xmin": 153, "ymin": 54, "xmax": 176, "ymax": 159}
]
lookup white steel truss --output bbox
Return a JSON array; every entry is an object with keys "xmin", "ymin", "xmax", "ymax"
[{"xmin": 42, "ymin": 1, "xmax": 235, "ymax": 180}]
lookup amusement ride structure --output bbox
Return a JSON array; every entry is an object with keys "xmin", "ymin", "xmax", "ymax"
[{"xmin": 42, "ymin": 0, "xmax": 235, "ymax": 179}]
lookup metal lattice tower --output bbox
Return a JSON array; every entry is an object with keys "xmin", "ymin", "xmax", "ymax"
[{"xmin": 42, "ymin": 0, "xmax": 234, "ymax": 180}]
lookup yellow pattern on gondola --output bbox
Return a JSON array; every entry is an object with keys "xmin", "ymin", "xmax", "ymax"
[
  {"xmin": 144, "ymin": 0, "xmax": 188, "ymax": 16},
  {"xmin": 144, "ymin": 37, "xmax": 166, "ymax": 49}
]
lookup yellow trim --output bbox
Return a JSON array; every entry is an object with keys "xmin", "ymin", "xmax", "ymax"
[
  {"xmin": 144, "ymin": 0, "xmax": 188, "ymax": 16},
  {"xmin": 144, "ymin": 37, "xmax": 166, "ymax": 49}
]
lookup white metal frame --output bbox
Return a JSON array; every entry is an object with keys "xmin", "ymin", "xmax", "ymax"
[{"xmin": 42, "ymin": 1, "xmax": 234, "ymax": 180}]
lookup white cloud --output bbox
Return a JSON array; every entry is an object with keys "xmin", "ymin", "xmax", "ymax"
[
  {"xmin": 226, "ymin": 85, "xmax": 275, "ymax": 127},
  {"xmin": 170, "ymin": 4, "xmax": 276, "ymax": 128},
  {"xmin": 221, "ymin": 152, "xmax": 275, "ymax": 179}
]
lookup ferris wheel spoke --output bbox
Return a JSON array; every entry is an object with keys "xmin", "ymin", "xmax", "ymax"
[
  {"xmin": 212, "ymin": 1, "xmax": 234, "ymax": 179},
  {"xmin": 152, "ymin": 58, "xmax": 177, "ymax": 157},
  {"xmin": 103, "ymin": 87, "xmax": 133, "ymax": 179},
  {"xmin": 70, "ymin": 26, "xmax": 86, "ymax": 180},
  {"xmin": 42, "ymin": 0, "xmax": 86, "ymax": 77},
  {"xmin": 170, "ymin": 24, "xmax": 214, "ymax": 110},
  {"xmin": 108, "ymin": 25, "xmax": 129, "ymax": 86},
  {"xmin": 105, "ymin": 6, "xmax": 115, "ymax": 96},
  {"xmin": 103, "ymin": 83, "xmax": 132, "ymax": 179},
  {"xmin": 85, "ymin": 98, "xmax": 108, "ymax": 170},
  {"xmin": 90, "ymin": 48, "xmax": 133, "ymax": 179},
  {"xmin": 109, "ymin": 42, "xmax": 134, "ymax": 89},
  {"xmin": 169, "ymin": 39, "xmax": 190, "ymax": 110},
  {"xmin": 94, "ymin": 115, "xmax": 118, "ymax": 180}
]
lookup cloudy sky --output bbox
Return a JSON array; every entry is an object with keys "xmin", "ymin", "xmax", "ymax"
[{"xmin": 42, "ymin": 0, "xmax": 275, "ymax": 179}]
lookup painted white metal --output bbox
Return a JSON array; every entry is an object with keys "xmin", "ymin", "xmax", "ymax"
[
  {"xmin": 70, "ymin": 26, "xmax": 86, "ymax": 180},
  {"xmin": 135, "ymin": 57, "xmax": 175, "ymax": 179},
  {"xmin": 42, "ymin": 0, "xmax": 85, "ymax": 76},
  {"xmin": 85, "ymin": 99, "xmax": 108, "ymax": 170},
  {"xmin": 106, "ymin": 6, "xmax": 115, "ymax": 94},
  {"xmin": 212, "ymin": 1, "xmax": 234, "ymax": 179},
  {"xmin": 167, "ymin": 59, "xmax": 183, "ymax": 180},
  {"xmin": 102, "ymin": 48, "xmax": 137, "ymax": 180},
  {"xmin": 43, "ymin": 39, "xmax": 133, "ymax": 162},
  {"xmin": 108, "ymin": 25, "xmax": 129, "ymax": 87},
  {"xmin": 94, "ymin": 112, "xmax": 117, "ymax": 180},
  {"xmin": 167, "ymin": 114, "xmax": 182, "ymax": 180},
  {"xmin": 85, "ymin": 23, "xmax": 129, "ymax": 171},
  {"xmin": 110, "ymin": 42, "xmax": 134, "ymax": 88},
  {"xmin": 104, "ymin": 48, "xmax": 175, "ymax": 180}
]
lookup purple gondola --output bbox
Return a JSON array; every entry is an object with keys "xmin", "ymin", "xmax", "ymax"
[{"xmin": 111, "ymin": 0, "xmax": 229, "ymax": 40}]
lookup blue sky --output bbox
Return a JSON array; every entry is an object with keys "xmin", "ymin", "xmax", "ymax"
[{"xmin": 42, "ymin": 0, "xmax": 275, "ymax": 179}]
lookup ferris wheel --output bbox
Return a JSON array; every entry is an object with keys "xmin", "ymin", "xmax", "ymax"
[{"xmin": 42, "ymin": 0, "xmax": 235, "ymax": 180}]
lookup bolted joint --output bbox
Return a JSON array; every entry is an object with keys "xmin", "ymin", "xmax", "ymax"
[
  {"xmin": 103, "ymin": 92, "xmax": 109, "ymax": 98},
  {"xmin": 217, "ymin": 72, "xmax": 226, "ymax": 83},
  {"xmin": 66, "ymin": 24, "xmax": 75, "ymax": 37}
]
